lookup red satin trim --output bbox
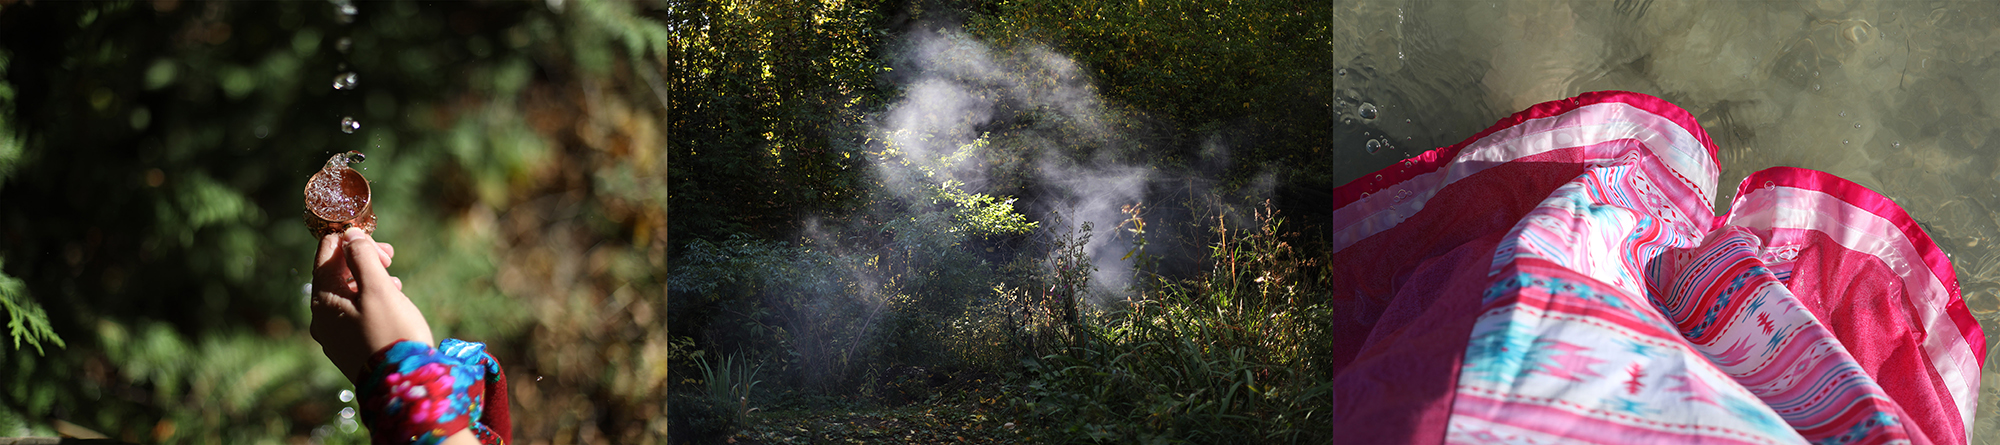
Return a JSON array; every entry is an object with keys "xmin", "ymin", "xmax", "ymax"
[{"xmin": 1732, "ymin": 166, "xmax": 1985, "ymax": 368}]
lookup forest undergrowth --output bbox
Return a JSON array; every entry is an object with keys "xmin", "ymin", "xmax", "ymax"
[{"xmin": 670, "ymin": 201, "xmax": 1337, "ymax": 444}]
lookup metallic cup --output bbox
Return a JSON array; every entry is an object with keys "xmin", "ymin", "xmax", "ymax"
[{"xmin": 303, "ymin": 152, "xmax": 376, "ymax": 238}]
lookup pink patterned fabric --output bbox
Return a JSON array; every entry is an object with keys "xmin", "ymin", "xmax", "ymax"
[{"xmin": 1330, "ymin": 91, "xmax": 1982, "ymax": 444}]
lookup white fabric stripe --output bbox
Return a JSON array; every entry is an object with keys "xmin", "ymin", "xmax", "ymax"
[
  {"xmin": 1332, "ymin": 102, "xmax": 1718, "ymax": 253},
  {"xmin": 1723, "ymin": 186, "xmax": 1980, "ymax": 431}
]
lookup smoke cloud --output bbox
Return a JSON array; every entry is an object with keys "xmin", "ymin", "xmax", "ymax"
[{"xmin": 873, "ymin": 29, "xmax": 1151, "ymax": 302}]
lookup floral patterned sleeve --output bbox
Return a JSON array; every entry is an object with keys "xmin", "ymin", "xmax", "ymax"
[{"xmin": 357, "ymin": 339, "xmax": 513, "ymax": 445}]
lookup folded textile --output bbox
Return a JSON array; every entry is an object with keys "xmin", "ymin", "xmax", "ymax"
[{"xmin": 1329, "ymin": 91, "xmax": 1983, "ymax": 444}]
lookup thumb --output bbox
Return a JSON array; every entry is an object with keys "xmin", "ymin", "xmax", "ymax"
[{"xmin": 341, "ymin": 228, "xmax": 396, "ymax": 296}]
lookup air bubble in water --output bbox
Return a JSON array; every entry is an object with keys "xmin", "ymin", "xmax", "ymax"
[
  {"xmin": 1358, "ymin": 103, "xmax": 1379, "ymax": 120},
  {"xmin": 332, "ymin": 72, "xmax": 358, "ymax": 90},
  {"xmin": 1366, "ymin": 139, "xmax": 1383, "ymax": 154},
  {"xmin": 340, "ymin": 117, "xmax": 360, "ymax": 134}
]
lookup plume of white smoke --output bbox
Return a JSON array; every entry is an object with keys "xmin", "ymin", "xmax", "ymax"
[{"xmin": 873, "ymin": 29, "xmax": 1150, "ymax": 302}]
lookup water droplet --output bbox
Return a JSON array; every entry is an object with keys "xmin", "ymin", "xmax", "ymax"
[
  {"xmin": 1358, "ymin": 103, "xmax": 1379, "ymax": 120},
  {"xmin": 1813, "ymin": 84, "xmax": 1821, "ymax": 91},
  {"xmin": 1342, "ymin": 118, "xmax": 1352, "ymax": 125},
  {"xmin": 1366, "ymin": 139, "xmax": 1383, "ymax": 154},
  {"xmin": 1404, "ymin": 119, "xmax": 1412, "ymax": 124},
  {"xmin": 335, "ymin": 37, "xmax": 352, "ymax": 54},
  {"xmin": 340, "ymin": 407, "xmax": 356, "ymax": 419},
  {"xmin": 340, "ymin": 117, "xmax": 360, "ymax": 134},
  {"xmin": 338, "ymin": 389, "xmax": 354, "ymax": 402},
  {"xmin": 333, "ymin": 72, "xmax": 358, "ymax": 90},
  {"xmin": 1337, "ymin": 68, "xmax": 1347, "ymax": 77},
  {"xmin": 255, "ymin": 125, "xmax": 270, "ymax": 139},
  {"xmin": 1764, "ymin": 181, "xmax": 1774, "ymax": 188},
  {"xmin": 1812, "ymin": 70, "xmax": 1819, "ymax": 77},
  {"xmin": 332, "ymin": 0, "xmax": 357, "ymax": 24},
  {"xmin": 1842, "ymin": 139, "xmax": 1849, "ymax": 144},
  {"xmin": 1853, "ymin": 122, "xmax": 1861, "ymax": 128},
  {"xmin": 1839, "ymin": 111, "xmax": 1846, "ymax": 117},
  {"xmin": 1893, "ymin": 141, "xmax": 1902, "ymax": 148}
]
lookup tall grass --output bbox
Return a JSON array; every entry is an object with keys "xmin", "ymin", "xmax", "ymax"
[
  {"xmin": 1008, "ymin": 201, "xmax": 1334, "ymax": 443},
  {"xmin": 696, "ymin": 352, "xmax": 764, "ymax": 427}
]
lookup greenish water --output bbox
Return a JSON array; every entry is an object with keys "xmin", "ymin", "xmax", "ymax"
[{"xmin": 1326, "ymin": 1, "xmax": 2000, "ymax": 439}]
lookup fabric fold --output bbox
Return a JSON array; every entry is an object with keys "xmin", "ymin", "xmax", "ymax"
[{"xmin": 1330, "ymin": 91, "xmax": 1981, "ymax": 444}]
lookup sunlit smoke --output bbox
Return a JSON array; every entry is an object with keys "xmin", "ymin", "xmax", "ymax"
[{"xmin": 873, "ymin": 29, "xmax": 1149, "ymax": 302}]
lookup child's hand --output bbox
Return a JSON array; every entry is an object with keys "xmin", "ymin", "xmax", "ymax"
[{"xmin": 309, "ymin": 227, "xmax": 433, "ymax": 385}]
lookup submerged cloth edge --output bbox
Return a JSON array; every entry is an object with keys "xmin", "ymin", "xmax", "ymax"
[{"xmin": 1329, "ymin": 91, "xmax": 1983, "ymax": 443}]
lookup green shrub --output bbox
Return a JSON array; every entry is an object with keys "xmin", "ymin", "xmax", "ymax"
[{"xmin": 1009, "ymin": 203, "xmax": 1332, "ymax": 444}]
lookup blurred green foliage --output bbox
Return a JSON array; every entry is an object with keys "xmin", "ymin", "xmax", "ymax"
[
  {"xmin": 0, "ymin": 0, "xmax": 673, "ymax": 442},
  {"xmin": 0, "ymin": 261, "xmax": 60, "ymax": 356}
]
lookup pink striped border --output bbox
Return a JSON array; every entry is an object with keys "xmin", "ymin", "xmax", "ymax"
[
  {"xmin": 1331, "ymin": 91, "xmax": 1721, "ymax": 209},
  {"xmin": 1732, "ymin": 167, "xmax": 1984, "ymax": 368}
]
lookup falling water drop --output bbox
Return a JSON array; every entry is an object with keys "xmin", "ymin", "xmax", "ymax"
[
  {"xmin": 340, "ymin": 117, "xmax": 360, "ymax": 134},
  {"xmin": 332, "ymin": 0, "xmax": 357, "ymax": 24},
  {"xmin": 332, "ymin": 72, "xmax": 358, "ymax": 90},
  {"xmin": 335, "ymin": 37, "xmax": 352, "ymax": 54},
  {"xmin": 1358, "ymin": 103, "xmax": 1379, "ymax": 120},
  {"xmin": 1365, "ymin": 139, "xmax": 1383, "ymax": 154}
]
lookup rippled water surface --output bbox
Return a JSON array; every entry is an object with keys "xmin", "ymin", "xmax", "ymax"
[{"xmin": 1324, "ymin": 1, "xmax": 2000, "ymax": 439}]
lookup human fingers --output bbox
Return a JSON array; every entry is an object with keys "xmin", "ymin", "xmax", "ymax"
[
  {"xmin": 312, "ymin": 234, "xmax": 357, "ymax": 296},
  {"xmin": 341, "ymin": 228, "xmax": 398, "ymax": 297},
  {"xmin": 315, "ymin": 232, "xmax": 341, "ymax": 268},
  {"xmin": 377, "ymin": 242, "xmax": 395, "ymax": 268}
]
